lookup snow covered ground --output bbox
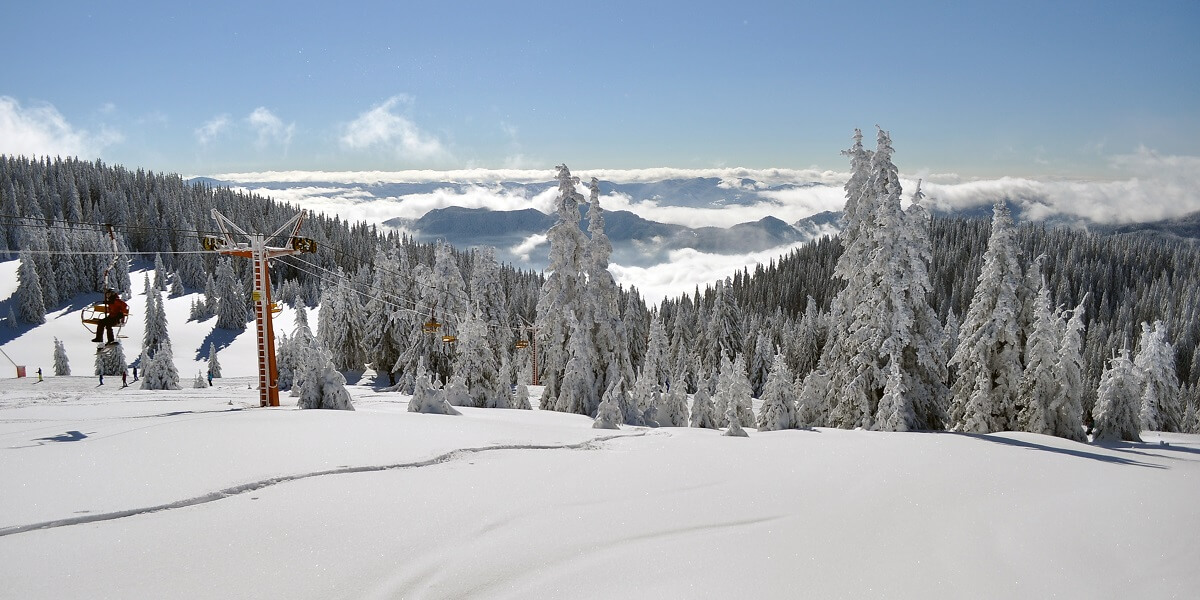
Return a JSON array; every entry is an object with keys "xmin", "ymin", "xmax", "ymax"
[{"xmin": 1, "ymin": 265, "xmax": 1199, "ymax": 598}]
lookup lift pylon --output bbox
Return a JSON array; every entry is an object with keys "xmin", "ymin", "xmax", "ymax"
[{"xmin": 206, "ymin": 209, "xmax": 315, "ymax": 407}]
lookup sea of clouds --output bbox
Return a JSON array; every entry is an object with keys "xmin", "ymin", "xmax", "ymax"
[{"xmin": 207, "ymin": 155, "xmax": 1199, "ymax": 303}]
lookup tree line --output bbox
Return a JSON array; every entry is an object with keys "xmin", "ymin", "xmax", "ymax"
[{"xmin": 3, "ymin": 147, "xmax": 1198, "ymax": 437}]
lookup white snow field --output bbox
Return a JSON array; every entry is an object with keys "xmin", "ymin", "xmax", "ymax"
[{"xmin": 1, "ymin": 265, "xmax": 1199, "ymax": 599}]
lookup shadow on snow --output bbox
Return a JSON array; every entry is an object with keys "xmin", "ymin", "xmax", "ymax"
[{"xmin": 947, "ymin": 432, "xmax": 1168, "ymax": 469}]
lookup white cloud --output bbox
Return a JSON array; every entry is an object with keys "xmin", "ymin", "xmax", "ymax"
[
  {"xmin": 0, "ymin": 96, "xmax": 119, "ymax": 158},
  {"xmin": 914, "ymin": 148, "xmax": 1200, "ymax": 224},
  {"xmin": 204, "ymin": 167, "xmax": 845, "ymax": 186},
  {"xmin": 206, "ymin": 156, "xmax": 1200, "ymax": 304},
  {"xmin": 511, "ymin": 234, "xmax": 548, "ymax": 262},
  {"xmin": 340, "ymin": 95, "xmax": 447, "ymax": 162},
  {"xmin": 195, "ymin": 115, "xmax": 230, "ymax": 145},
  {"xmin": 246, "ymin": 107, "xmax": 294, "ymax": 150},
  {"xmin": 613, "ymin": 186, "xmax": 848, "ymax": 229},
  {"xmin": 229, "ymin": 182, "xmax": 562, "ymax": 229},
  {"xmin": 609, "ymin": 242, "xmax": 809, "ymax": 305},
  {"xmin": 209, "ymin": 148, "xmax": 1200, "ymax": 235}
]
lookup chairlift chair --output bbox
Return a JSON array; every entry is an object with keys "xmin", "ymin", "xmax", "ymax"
[
  {"xmin": 80, "ymin": 224, "xmax": 129, "ymax": 342},
  {"xmin": 81, "ymin": 300, "xmax": 129, "ymax": 338}
]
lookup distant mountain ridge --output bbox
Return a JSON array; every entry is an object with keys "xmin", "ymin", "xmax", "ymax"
[
  {"xmin": 194, "ymin": 174, "xmax": 1200, "ymax": 271},
  {"xmin": 387, "ymin": 206, "xmax": 831, "ymax": 268}
]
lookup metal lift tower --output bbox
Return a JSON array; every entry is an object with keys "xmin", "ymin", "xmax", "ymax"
[{"xmin": 204, "ymin": 210, "xmax": 316, "ymax": 407}]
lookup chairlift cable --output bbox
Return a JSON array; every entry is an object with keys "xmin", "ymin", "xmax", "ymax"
[
  {"xmin": 2, "ymin": 211, "xmax": 534, "ymax": 337},
  {"xmin": 278, "ymin": 254, "xmax": 524, "ymax": 335}
]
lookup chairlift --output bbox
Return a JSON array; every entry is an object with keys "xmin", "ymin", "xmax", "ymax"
[
  {"xmin": 80, "ymin": 225, "xmax": 129, "ymax": 342},
  {"xmin": 200, "ymin": 235, "xmax": 226, "ymax": 251},
  {"xmin": 81, "ymin": 296, "xmax": 129, "ymax": 338},
  {"xmin": 422, "ymin": 305, "xmax": 443, "ymax": 334}
]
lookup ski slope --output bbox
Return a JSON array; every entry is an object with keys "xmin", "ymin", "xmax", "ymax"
[{"xmin": 1, "ymin": 264, "xmax": 1198, "ymax": 598}]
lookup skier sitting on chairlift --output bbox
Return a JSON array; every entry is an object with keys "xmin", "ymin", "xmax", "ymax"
[{"xmin": 92, "ymin": 289, "xmax": 129, "ymax": 345}]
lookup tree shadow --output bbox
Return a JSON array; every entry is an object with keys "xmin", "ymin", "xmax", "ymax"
[
  {"xmin": 1093, "ymin": 439, "xmax": 1200, "ymax": 461},
  {"xmin": 944, "ymin": 432, "xmax": 1167, "ymax": 469},
  {"xmin": 194, "ymin": 327, "xmax": 241, "ymax": 362},
  {"xmin": 351, "ymin": 369, "xmax": 400, "ymax": 391},
  {"xmin": 36, "ymin": 430, "xmax": 90, "ymax": 443}
]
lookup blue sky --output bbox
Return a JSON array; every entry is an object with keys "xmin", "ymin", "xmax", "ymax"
[{"xmin": 2, "ymin": 0, "xmax": 1198, "ymax": 178}]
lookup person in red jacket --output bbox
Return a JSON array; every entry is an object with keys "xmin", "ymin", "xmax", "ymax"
[{"xmin": 92, "ymin": 290, "xmax": 129, "ymax": 345}]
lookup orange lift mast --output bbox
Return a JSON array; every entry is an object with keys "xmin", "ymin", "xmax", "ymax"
[{"xmin": 204, "ymin": 209, "xmax": 316, "ymax": 407}]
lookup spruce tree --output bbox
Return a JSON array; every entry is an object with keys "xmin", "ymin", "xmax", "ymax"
[
  {"xmin": 168, "ymin": 271, "xmax": 185, "ymax": 297},
  {"xmin": 757, "ymin": 351, "xmax": 798, "ymax": 431},
  {"xmin": 422, "ymin": 242, "xmax": 468, "ymax": 381},
  {"xmin": 949, "ymin": 202, "xmax": 1024, "ymax": 433},
  {"xmin": 669, "ymin": 297, "xmax": 699, "ymax": 392},
  {"xmin": 748, "ymin": 330, "xmax": 773, "ymax": 399},
  {"xmin": 593, "ymin": 377, "xmax": 625, "ymax": 430},
  {"xmin": 15, "ymin": 250, "xmax": 47, "ymax": 324},
  {"xmin": 53, "ymin": 337, "xmax": 70, "ymax": 376},
  {"xmin": 689, "ymin": 385, "xmax": 719, "ymax": 429},
  {"xmin": 535, "ymin": 165, "xmax": 588, "ymax": 408},
  {"xmin": 288, "ymin": 307, "xmax": 319, "ymax": 397},
  {"xmin": 202, "ymin": 273, "xmax": 218, "ymax": 317},
  {"xmin": 152, "ymin": 253, "xmax": 166, "ymax": 291},
  {"xmin": 1017, "ymin": 279, "xmax": 1061, "ymax": 435},
  {"xmin": 637, "ymin": 313, "xmax": 669, "ymax": 405},
  {"xmin": 874, "ymin": 362, "xmax": 913, "ymax": 431},
  {"xmin": 94, "ymin": 344, "xmax": 127, "ymax": 377},
  {"xmin": 723, "ymin": 400, "xmax": 749, "ymax": 437},
  {"xmin": 444, "ymin": 374, "xmax": 471, "ymax": 407},
  {"xmin": 361, "ymin": 248, "xmax": 409, "ymax": 381},
  {"xmin": 408, "ymin": 370, "xmax": 460, "ymax": 415},
  {"xmin": 702, "ymin": 281, "xmax": 742, "ymax": 374},
  {"xmin": 140, "ymin": 341, "xmax": 181, "ymax": 390},
  {"xmin": 297, "ymin": 340, "xmax": 354, "ymax": 411},
  {"xmin": 653, "ymin": 383, "xmax": 690, "ymax": 427},
  {"xmin": 214, "ymin": 258, "xmax": 246, "ymax": 331},
  {"xmin": 489, "ymin": 354, "xmax": 516, "ymax": 409},
  {"xmin": 714, "ymin": 353, "xmax": 755, "ymax": 427},
  {"xmin": 142, "ymin": 288, "xmax": 170, "ymax": 358},
  {"xmin": 1052, "ymin": 297, "xmax": 1089, "ymax": 442},
  {"xmin": 513, "ymin": 383, "xmax": 532, "ymax": 410},
  {"xmin": 584, "ymin": 177, "xmax": 636, "ymax": 404},
  {"xmin": 894, "ymin": 181, "xmax": 950, "ymax": 430},
  {"xmin": 795, "ymin": 369, "xmax": 831, "ymax": 428},
  {"xmin": 207, "ymin": 342, "xmax": 222, "ymax": 378},
  {"xmin": 1135, "ymin": 321, "xmax": 1182, "ymax": 432},
  {"xmin": 630, "ymin": 347, "xmax": 661, "ymax": 425},
  {"xmin": 318, "ymin": 272, "xmax": 366, "ymax": 371},
  {"xmin": 557, "ymin": 311, "xmax": 598, "ymax": 415},
  {"xmin": 470, "ymin": 247, "xmax": 513, "ymax": 360},
  {"xmin": 816, "ymin": 130, "xmax": 947, "ymax": 431},
  {"xmin": 395, "ymin": 263, "xmax": 440, "ymax": 386},
  {"xmin": 276, "ymin": 331, "xmax": 296, "ymax": 390},
  {"xmin": 454, "ymin": 306, "xmax": 505, "ymax": 408},
  {"xmin": 1092, "ymin": 348, "xmax": 1144, "ymax": 443}
]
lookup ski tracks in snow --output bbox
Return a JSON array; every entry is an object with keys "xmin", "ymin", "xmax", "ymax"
[{"xmin": 0, "ymin": 431, "xmax": 646, "ymax": 538}]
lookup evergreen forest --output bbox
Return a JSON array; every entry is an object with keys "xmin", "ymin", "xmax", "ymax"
[{"xmin": 2, "ymin": 143, "xmax": 1198, "ymax": 439}]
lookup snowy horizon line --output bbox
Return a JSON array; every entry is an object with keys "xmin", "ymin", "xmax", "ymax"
[{"xmin": 200, "ymin": 165, "xmax": 1139, "ymax": 187}]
